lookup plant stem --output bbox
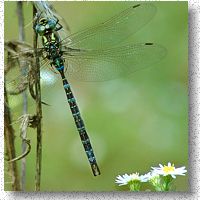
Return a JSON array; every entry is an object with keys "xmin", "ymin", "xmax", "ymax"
[
  {"xmin": 4, "ymin": 85, "xmax": 21, "ymax": 191},
  {"xmin": 17, "ymin": 1, "xmax": 28, "ymax": 191},
  {"xmin": 33, "ymin": 5, "xmax": 43, "ymax": 191}
]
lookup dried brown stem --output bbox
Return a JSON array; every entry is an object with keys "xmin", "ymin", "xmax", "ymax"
[
  {"xmin": 4, "ymin": 86, "xmax": 21, "ymax": 191},
  {"xmin": 17, "ymin": 1, "xmax": 28, "ymax": 191},
  {"xmin": 33, "ymin": 5, "xmax": 43, "ymax": 191}
]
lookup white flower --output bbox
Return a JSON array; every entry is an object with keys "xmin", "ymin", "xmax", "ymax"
[
  {"xmin": 140, "ymin": 172, "xmax": 159, "ymax": 182},
  {"xmin": 115, "ymin": 174, "xmax": 131, "ymax": 186},
  {"xmin": 115, "ymin": 172, "xmax": 148, "ymax": 186},
  {"xmin": 139, "ymin": 172, "xmax": 151, "ymax": 182},
  {"xmin": 151, "ymin": 162, "xmax": 187, "ymax": 179}
]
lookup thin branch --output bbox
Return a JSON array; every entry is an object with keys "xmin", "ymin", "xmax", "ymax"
[
  {"xmin": 17, "ymin": 2, "xmax": 25, "ymax": 41},
  {"xmin": 17, "ymin": 1, "xmax": 28, "ymax": 191},
  {"xmin": 7, "ymin": 139, "xmax": 31, "ymax": 163},
  {"xmin": 4, "ymin": 85, "xmax": 21, "ymax": 191},
  {"xmin": 33, "ymin": 5, "xmax": 43, "ymax": 191}
]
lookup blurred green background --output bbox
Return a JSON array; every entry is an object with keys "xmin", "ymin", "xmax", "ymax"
[{"xmin": 4, "ymin": 1, "xmax": 188, "ymax": 191}]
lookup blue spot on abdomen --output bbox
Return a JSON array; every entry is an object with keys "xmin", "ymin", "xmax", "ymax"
[
  {"xmin": 56, "ymin": 65, "xmax": 64, "ymax": 71},
  {"xmin": 64, "ymin": 84, "xmax": 70, "ymax": 89}
]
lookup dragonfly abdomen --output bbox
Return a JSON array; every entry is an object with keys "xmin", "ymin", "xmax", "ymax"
[{"xmin": 59, "ymin": 70, "xmax": 100, "ymax": 176}]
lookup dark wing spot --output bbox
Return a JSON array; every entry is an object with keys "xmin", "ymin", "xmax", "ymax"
[
  {"xmin": 132, "ymin": 4, "xmax": 140, "ymax": 9},
  {"xmin": 145, "ymin": 43, "xmax": 154, "ymax": 45}
]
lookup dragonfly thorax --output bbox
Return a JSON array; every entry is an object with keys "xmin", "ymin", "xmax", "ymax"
[
  {"xmin": 42, "ymin": 32, "xmax": 63, "ymax": 60},
  {"xmin": 35, "ymin": 18, "xmax": 65, "ymax": 72}
]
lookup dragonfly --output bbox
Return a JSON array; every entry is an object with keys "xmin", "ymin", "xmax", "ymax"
[{"xmin": 5, "ymin": 3, "xmax": 166, "ymax": 176}]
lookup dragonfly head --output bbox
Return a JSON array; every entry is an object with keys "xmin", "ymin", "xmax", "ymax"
[{"xmin": 35, "ymin": 18, "xmax": 57, "ymax": 36}]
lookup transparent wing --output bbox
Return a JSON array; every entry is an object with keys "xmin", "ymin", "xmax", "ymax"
[
  {"xmin": 63, "ymin": 43, "xmax": 167, "ymax": 82},
  {"xmin": 4, "ymin": 40, "xmax": 54, "ymax": 74},
  {"xmin": 4, "ymin": 40, "xmax": 46, "ymax": 66},
  {"xmin": 5, "ymin": 48, "xmax": 58, "ymax": 117},
  {"xmin": 60, "ymin": 3, "xmax": 156, "ymax": 50},
  {"xmin": 4, "ymin": 41, "xmax": 57, "ymax": 96}
]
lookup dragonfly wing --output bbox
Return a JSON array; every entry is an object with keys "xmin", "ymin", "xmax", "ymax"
[
  {"xmin": 4, "ymin": 40, "xmax": 57, "ymax": 95},
  {"xmin": 60, "ymin": 3, "xmax": 156, "ymax": 50},
  {"xmin": 63, "ymin": 43, "xmax": 167, "ymax": 82}
]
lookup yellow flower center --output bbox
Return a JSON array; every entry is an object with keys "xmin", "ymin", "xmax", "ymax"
[
  {"xmin": 130, "ymin": 173, "xmax": 140, "ymax": 180},
  {"xmin": 163, "ymin": 164, "xmax": 175, "ymax": 173}
]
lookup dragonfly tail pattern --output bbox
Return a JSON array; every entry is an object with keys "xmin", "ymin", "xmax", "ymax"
[{"xmin": 59, "ymin": 69, "xmax": 101, "ymax": 176}]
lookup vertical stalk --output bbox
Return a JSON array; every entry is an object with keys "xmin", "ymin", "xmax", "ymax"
[
  {"xmin": 4, "ymin": 86, "xmax": 21, "ymax": 191},
  {"xmin": 17, "ymin": 1, "xmax": 27, "ymax": 191},
  {"xmin": 33, "ymin": 5, "xmax": 43, "ymax": 191}
]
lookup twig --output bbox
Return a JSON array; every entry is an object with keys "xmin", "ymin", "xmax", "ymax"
[
  {"xmin": 7, "ymin": 139, "xmax": 31, "ymax": 163},
  {"xmin": 4, "ymin": 85, "xmax": 21, "ymax": 191},
  {"xmin": 17, "ymin": 2, "xmax": 25, "ymax": 41},
  {"xmin": 7, "ymin": 114, "xmax": 33, "ymax": 163},
  {"xmin": 17, "ymin": 1, "xmax": 28, "ymax": 191},
  {"xmin": 33, "ymin": 5, "xmax": 43, "ymax": 191}
]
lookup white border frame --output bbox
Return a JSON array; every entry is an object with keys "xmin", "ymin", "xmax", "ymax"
[{"xmin": 1, "ymin": 0, "xmax": 200, "ymax": 199}]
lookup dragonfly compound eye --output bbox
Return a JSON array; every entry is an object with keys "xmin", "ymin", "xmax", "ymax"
[
  {"xmin": 48, "ymin": 19, "xmax": 57, "ymax": 30},
  {"xmin": 35, "ymin": 24, "xmax": 45, "ymax": 35}
]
